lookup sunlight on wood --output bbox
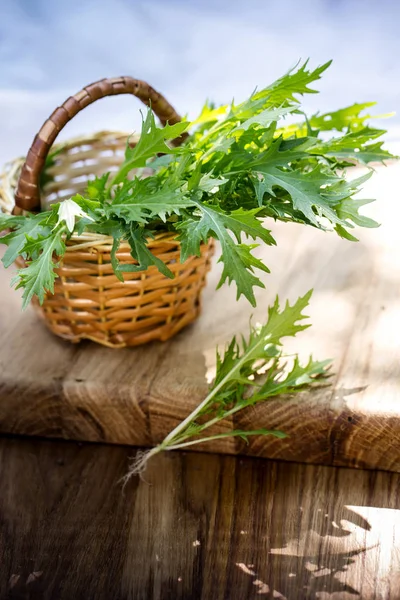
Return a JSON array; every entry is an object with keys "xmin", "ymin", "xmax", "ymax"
[{"xmin": 236, "ymin": 503, "xmax": 400, "ymax": 599}]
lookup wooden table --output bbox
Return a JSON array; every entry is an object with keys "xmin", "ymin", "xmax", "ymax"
[
  {"xmin": 1, "ymin": 163, "xmax": 400, "ymax": 472},
  {"xmin": 1, "ymin": 163, "xmax": 400, "ymax": 598},
  {"xmin": 1, "ymin": 435, "xmax": 400, "ymax": 599}
]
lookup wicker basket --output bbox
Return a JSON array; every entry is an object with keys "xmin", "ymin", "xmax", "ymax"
[{"xmin": 0, "ymin": 77, "xmax": 214, "ymax": 348}]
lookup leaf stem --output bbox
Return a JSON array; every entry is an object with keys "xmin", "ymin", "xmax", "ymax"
[
  {"xmin": 160, "ymin": 335, "xmax": 268, "ymax": 448},
  {"xmin": 162, "ymin": 430, "xmax": 271, "ymax": 451},
  {"xmin": 169, "ymin": 403, "xmax": 251, "ymax": 447},
  {"xmin": 161, "ymin": 435, "xmax": 231, "ymax": 451},
  {"xmin": 163, "ymin": 382, "xmax": 290, "ymax": 448}
]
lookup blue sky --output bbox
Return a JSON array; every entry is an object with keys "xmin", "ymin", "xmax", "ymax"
[{"xmin": 1, "ymin": 0, "xmax": 399, "ymax": 163}]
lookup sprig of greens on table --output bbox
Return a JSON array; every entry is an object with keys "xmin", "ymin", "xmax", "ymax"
[
  {"xmin": 0, "ymin": 60, "xmax": 395, "ymax": 309},
  {"xmin": 126, "ymin": 290, "xmax": 330, "ymax": 476}
]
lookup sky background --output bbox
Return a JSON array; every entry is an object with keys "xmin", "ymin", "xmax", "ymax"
[{"xmin": 0, "ymin": 0, "xmax": 399, "ymax": 165}]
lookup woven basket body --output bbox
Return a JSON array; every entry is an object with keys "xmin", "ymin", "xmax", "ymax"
[{"xmin": 1, "ymin": 78, "xmax": 215, "ymax": 348}]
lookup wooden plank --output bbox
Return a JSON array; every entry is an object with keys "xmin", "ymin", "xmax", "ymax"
[
  {"xmin": 0, "ymin": 163, "xmax": 399, "ymax": 471},
  {"xmin": 1, "ymin": 436, "xmax": 400, "ymax": 599}
]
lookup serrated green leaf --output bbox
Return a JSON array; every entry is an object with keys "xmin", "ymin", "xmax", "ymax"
[
  {"xmin": 334, "ymin": 223, "xmax": 359, "ymax": 242},
  {"xmin": 197, "ymin": 173, "xmax": 229, "ymax": 193},
  {"xmin": 309, "ymin": 102, "xmax": 379, "ymax": 132},
  {"xmin": 190, "ymin": 101, "xmax": 228, "ymax": 127},
  {"xmin": 253, "ymin": 59, "xmax": 332, "ymax": 106},
  {"xmin": 14, "ymin": 230, "xmax": 66, "ymax": 309},
  {"xmin": 121, "ymin": 227, "xmax": 174, "ymax": 279},
  {"xmin": 0, "ymin": 213, "xmax": 51, "ymax": 268},
  {"xmin": 250, "ymin": 355, "xmax": 331, "ymax": 402},
  {"xmin": 337, "ymin": 198, "xmax": 379, "ymax": 229},
  {"xmin": 218, "ymin": 208, "xmax": 277, "ymax": 245},
  {"xmin": 259, "ymin": 290, "xmax": 314, "ymax": 346},
  {"xmin": 113, "ymin": 110, "xmax": 189, "ymax": 184},
  {"xmin": 86, "ymin": 173, "xmax": 110, "ymax": 200},
  {"xmin": 250, "ymin": 139, "xmax": 375, "ymax": 229},
  {"xmin": 232, "ymin": 106, "xmax": 295, "ymax": 133},
  {"xmin": 216, "ymin": 242, "xmax": 269, "ymax": 306},
  {"xmin": 310, "ymin": 127, "xmax": 395, "ymax": 165},
  {"xmin": 210, "ymin": 290, "xmax": 314, "ymax": 394},
  {"xmin": 178, "ymin": 202, "xmax": 275, "ymax": 305},
  {"xmin": 109, "ymin": 226, "xmax": 126, "ymax": 283},
  {"xmin": 108, "ymin": 178, "xmax": 195, "ymax": 223},
  {"xmin": 254, "ymin": 164, "xmax": 342, "ymax": 226}
]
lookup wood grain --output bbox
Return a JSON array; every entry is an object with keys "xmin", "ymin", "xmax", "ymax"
[
  {"xmin": 2, "ymin": 435, "xmax": 400, "ymax": 599},
  {"xmin": 0, "ymin": 164, "xmax": 399, "ymax": 471}
]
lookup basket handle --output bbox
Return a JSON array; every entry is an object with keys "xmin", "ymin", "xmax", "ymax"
[{"xmin": 14, "ymin": 76, "xmax": 186, "ymax": 212}]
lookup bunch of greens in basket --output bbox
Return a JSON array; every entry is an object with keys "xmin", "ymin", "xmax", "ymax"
[{"xmin": 0, "ymin": 60, "xmax": 395, "ymax": 309}]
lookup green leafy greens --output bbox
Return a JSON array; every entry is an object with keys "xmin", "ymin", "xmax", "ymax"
[
  {"xmin": 0, "ymin": 60, "xmax": 395, "ymax": 308},
  {"xmin": 125, "ymin": 290, "xmax": 331, "ymax": 477}
]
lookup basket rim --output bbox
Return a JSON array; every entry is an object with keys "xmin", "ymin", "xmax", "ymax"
[
  {"xmin": 0, "ymin": 130, "xmax": 139, "ymax": 215},
  {"xmin": 65, "ymin": 230, "xmax": 182, "ymax": 251}
]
